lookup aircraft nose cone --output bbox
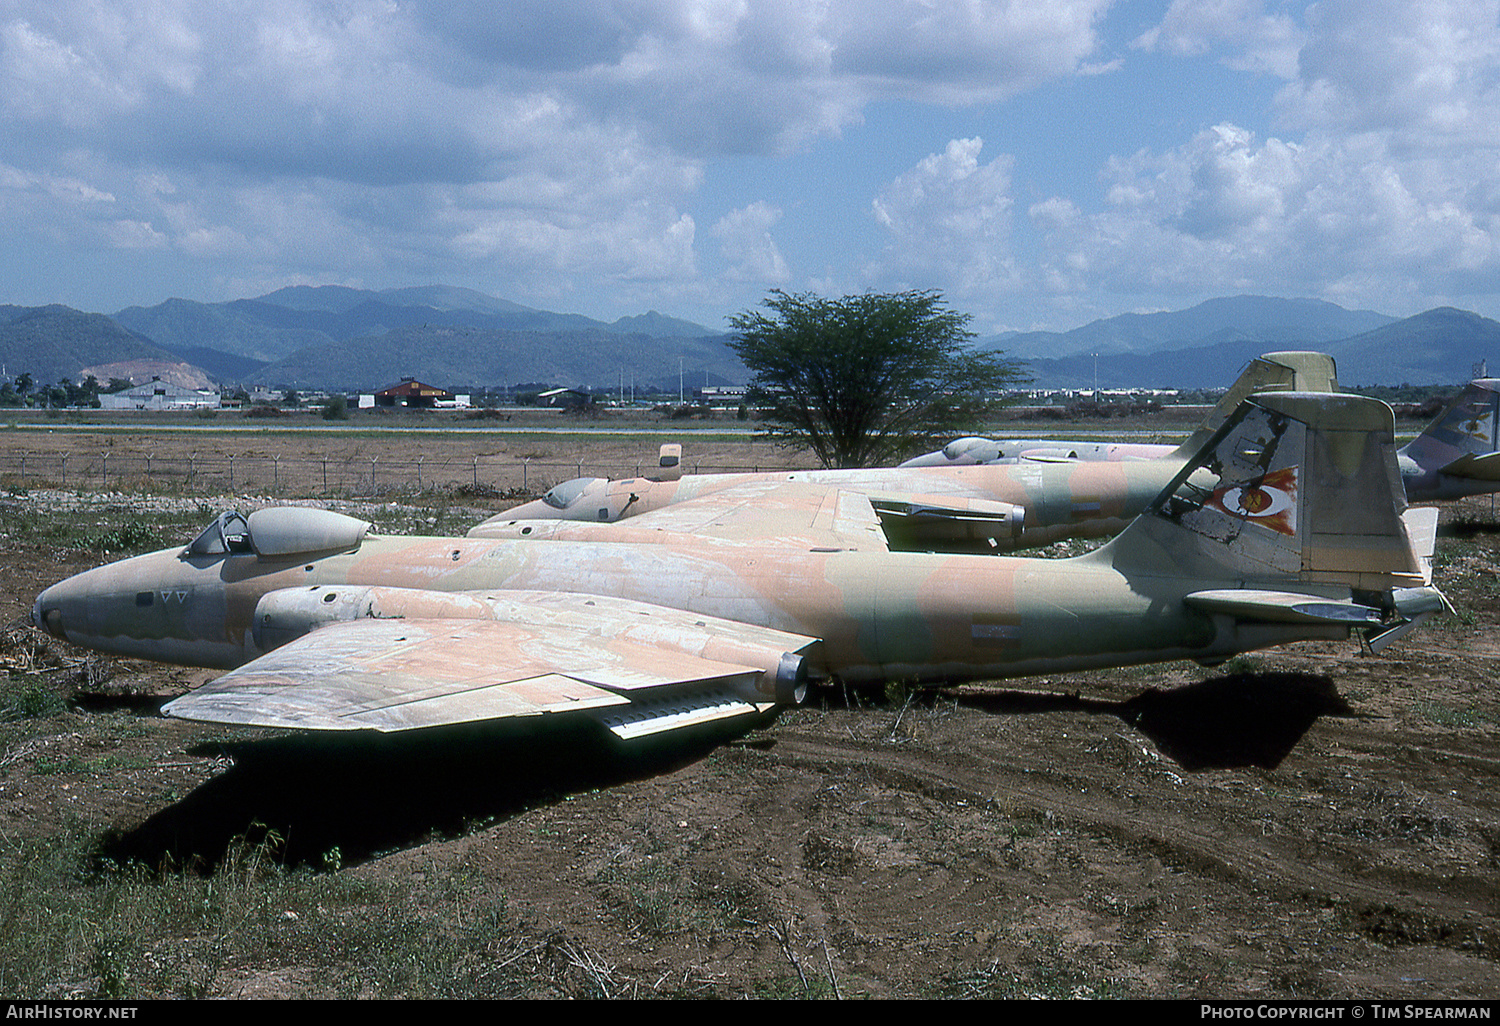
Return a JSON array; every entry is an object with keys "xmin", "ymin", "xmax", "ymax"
[{"xmin": 32, "ymin": 586, "xmax": 64, "ymax": 640}]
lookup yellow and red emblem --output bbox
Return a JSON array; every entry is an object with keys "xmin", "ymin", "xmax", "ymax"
[{"xmin": 1209, "ymin": 467, "xmax": 1298, "ymax": 536}]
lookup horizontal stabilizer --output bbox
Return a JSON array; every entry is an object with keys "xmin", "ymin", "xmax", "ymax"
[
  {"xmin": 1437, "ymin": 450, "xmax": 1500, "ymax": 482},
  {"xmin": 1185, "ymin": 589, "xmax": 1384, "ymax": 625}
]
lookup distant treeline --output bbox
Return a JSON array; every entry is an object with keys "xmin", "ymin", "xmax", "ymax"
[{"xmin": 0, "ymin": 373, "xmax": 133, "ymax": 409}]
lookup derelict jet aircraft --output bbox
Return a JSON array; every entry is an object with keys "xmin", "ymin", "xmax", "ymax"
[
  {"xmin": 33, "ymin": 393, "xmax": 1444, "ymax": 740},
  {"xmin": 903, "ymin": 367, "xmax": 1500, "ymax": 507},
  {"xmin": 480, "ymin": 352, "xmax": 1338, "ymax": 553},
  {"xmin": 901, "ymin": 351, "xmax": 1339, "ymax": 468}
]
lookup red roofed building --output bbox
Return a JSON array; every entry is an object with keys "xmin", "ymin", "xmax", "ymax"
[{"xmin": 374, "ymin": 378, "xmax": 452, "ymax": 408}]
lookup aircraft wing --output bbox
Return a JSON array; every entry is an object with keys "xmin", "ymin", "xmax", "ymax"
[
  {"xmin": 607, "ymin": 480, "xmax": 892, "ymax": 551},
  {"xmin": 162, "ymin": 590, "xmax": 819, "ymax": 738}
]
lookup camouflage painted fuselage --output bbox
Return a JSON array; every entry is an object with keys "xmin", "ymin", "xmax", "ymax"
[
  {"xmin": 495, "ymin": 459, "xmax": 1187, "ymax": 550},
  {"xmin": 36, "ymin": 529, "xmax": 1344, "ymax": 688}
]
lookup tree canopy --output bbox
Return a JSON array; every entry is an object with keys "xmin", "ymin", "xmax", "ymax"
[{"xmin": 728, "ymin": 289, "xmax": 1029, "ymax": 468}]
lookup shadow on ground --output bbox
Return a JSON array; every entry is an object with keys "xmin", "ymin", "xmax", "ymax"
[
  {"xmin": 99, "ymin": 714, "xmax": 770, "ymax": 872},
  {"xmin": 949, "ymin": 671, "xmax": 1354, "ymax": 771},
  {"xmin": 101, "ymin": 671, "xmax": 1352, "ymax": 873}
]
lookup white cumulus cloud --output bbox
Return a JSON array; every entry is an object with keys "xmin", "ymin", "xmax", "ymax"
[
  {"xmin": 712, "ymin": 202, "xmax": 790, "ymax": 284},
  {"xmin": 1133, "ymin": 0, "xmax": 1305, "ymax": 78},
  {"xmin": 0, "ymin": 0, "xmax": 1118, "ymax": 314},
  {"xmin": 1031, "ymin": 122, "xmax": 1500, "ymax": 311},
  {"xmin": 871, "ymin": 138, "xmax": 1020, "ymax": 298}
]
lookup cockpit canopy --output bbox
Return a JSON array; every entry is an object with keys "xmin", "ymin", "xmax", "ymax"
[
  {"xmin": 187, "ymin": 508, "xmax": 372, "ymax": 558},
  {"xmin": 540, "ymin": 477, "xmax": 607, "ymax": 511}
]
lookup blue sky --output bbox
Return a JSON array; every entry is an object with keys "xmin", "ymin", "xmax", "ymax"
[{"xmin": 2, "ymin": 0, "xmax": 1497, "ymax": 335}]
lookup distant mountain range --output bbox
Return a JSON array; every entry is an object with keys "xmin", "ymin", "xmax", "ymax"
[
  {"xmin": 2, "ymin": 289, "xmax": 1498, "ymax": 392},
  {"xmin": 0, "ymin": 305, "xmax": 183, "ymax": 386},
  {"xmin": 992, "ymin": 296, "xmax": 1396, "ymax": 360},
  {"xmin": 250, "ymin": 323, "xmax": 745, "ymax": 393},
  {"xmin": 3, "ymin": 287, "xmax": 730, "ymax": 393},
  {"xmin": 985, "ymin": 298, "xmax": 1500, "ymax": 388}
]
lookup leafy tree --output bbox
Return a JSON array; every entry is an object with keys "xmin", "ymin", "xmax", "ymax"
[{"xmin": 728, "ymin": 289, "xmax": 1028, "ymax": 468}]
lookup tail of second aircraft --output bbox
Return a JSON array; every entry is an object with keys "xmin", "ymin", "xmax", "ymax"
[
  {"xmin": 1102, "ymin": 391, "xmax": 1445, "ymax": 651},
  {"xmin": 1166, "ymin": 351, "xmax": 1339, "ymax": 461},
  {"xmin": 1397, "ymin": 379, "xmax": 1500, "ymax": 501},
  {"xmin": 898, "ymin": 350, "xmax": 1338, "ymax": 468}
]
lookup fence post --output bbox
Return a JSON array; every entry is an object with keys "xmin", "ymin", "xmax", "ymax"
[
  {"xmin": 322, "ymin": 458, "xmax": 328, "ymax": 494},
  {"xmin": 60, "ymin": 453, "xmax": 66, "ymax": 486},
  {"xmin": 371, "ymin": 457, "xmax": 377, "ymax": 492},
  {"xmin": 417, "ymin": 456, "xmax": 423, "ymax": 490},
  {"xmin": 522, "ymin": 458, "xmax": 529, "ymax": 491},
  {"xmin": 472, "ymin": 456, "xmax": 479, "ymax": 489},
  {"xmin": 228, "ymin": 454, "xmax": 234, "ymax": 491},
  {"xmin": 146, "ymin": 454, "xmax": 152, "ymax": 481},
  {"xmin": 188, "ymin": 453, "xmax": 194, "ymax": 487},
  {"xmin": 274, "ymin": 455, "xmax": 280, "ymax": 494},
  {"xmin": 19, "ymin": 453, "xmax": 24, "ymax": 486},
  {"xmin": 101, "ymin": 452, "xmax": 107, "ymax": 488}
]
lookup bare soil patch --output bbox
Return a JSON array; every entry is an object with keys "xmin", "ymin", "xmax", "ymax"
[{"xmin": 0, "ymin": 427, "xmax": 1496, "ymax": 998}]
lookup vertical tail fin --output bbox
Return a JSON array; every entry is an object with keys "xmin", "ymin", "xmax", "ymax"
[
  {"xmin": 1111, "ymin": 392, "xmax": 1432, "ymax": 592},
  {"xmin": 1398, "ymin": 379, "xmax": 1500, "ymax": 500},
  {"xmin": 1168, "ymin": 352, "xmax": 1339, "ymax": 460}
]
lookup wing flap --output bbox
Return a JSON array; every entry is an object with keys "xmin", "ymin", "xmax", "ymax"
[{"xmin": 593, "ymin": 690, "xmax": 772, "ymax": 740}]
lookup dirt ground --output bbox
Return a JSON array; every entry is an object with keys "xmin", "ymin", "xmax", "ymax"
[{"xmin": 0, "ymin": 425, "xmax": 1496, "ymax": 999}]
